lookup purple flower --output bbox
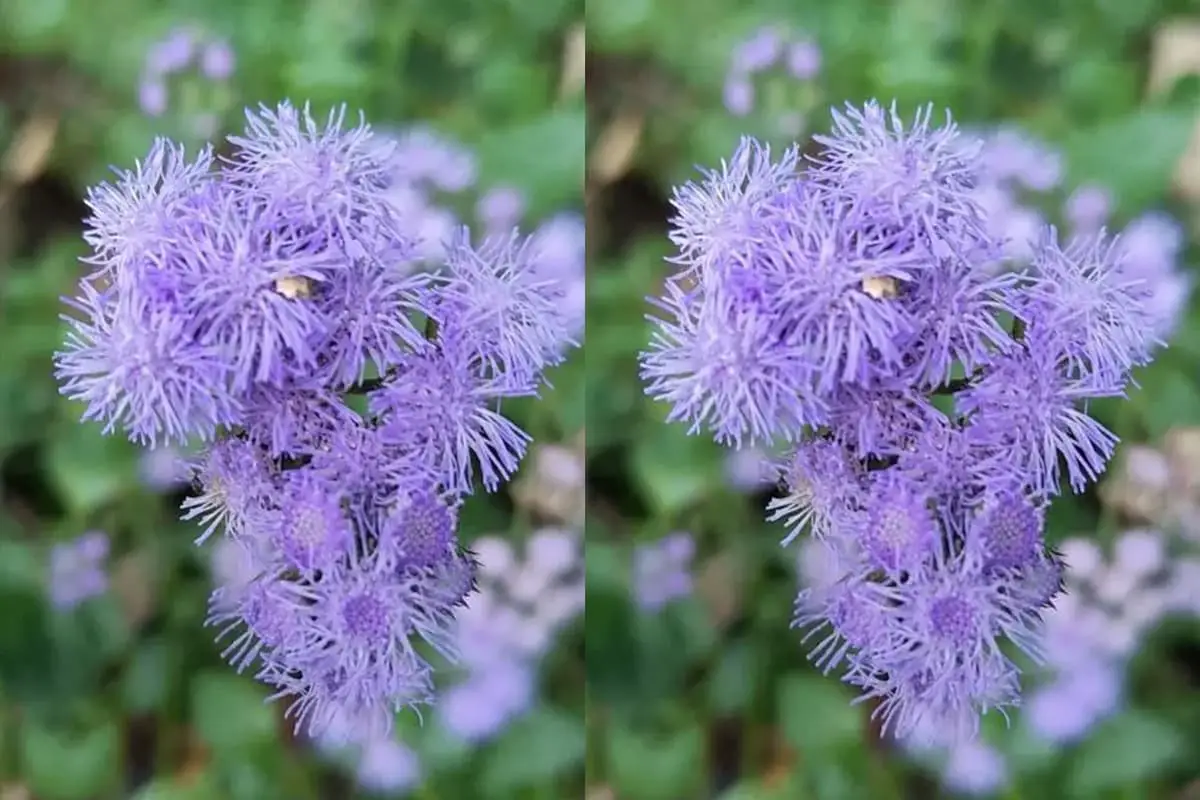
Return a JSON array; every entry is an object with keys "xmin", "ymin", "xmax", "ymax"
[
  {"xmin": 439, "ymin": 659, "xmax": 536, "ymax": 742},
  {"xmin": 52, "ymin": 97, "xmax": 571, "ymax": 740},
  {"xmin": 723, "ymin": 77, "xmax": 755, "ymax": 116},
  {"xmin": 199, "ymin": 39, "xmax": 236, "ymax": 81},
  {"xmin": 724, "ymin": 446, "xmax": 777, "ymax": 492},
  {"xmin": 476, "ymin": 185, "xmax": 526, "ymax": 234},
  {"xmin": 146, "ymin": 28, "xmax": 196, "ymax": 75},
  {"xmin": 730, "ymin": 27, "xmax": 783, "ymax": 74},
  {"xmin": 426, "ymin": 228, "xmax": 577, "ymax": 380},
  {"xmin": 138, "ymin": 79, "xmax": 168, "ymax": 117},
  {"xmin": 356, "ymin": 736, "xmax": 420, "ymax": 794},
  {"xmin": 640, "ymin": 101, "xmax": 1163, "ymax": 742},
  {"xmin": 941, "ymin": 740, "xmax": 1007, "ymax": 796},
  {"xmin": 1064, "ymin": 183, "xmax": 1112, "ymax": 232},
  {"xmin": 437, "ymin": 529, "xmax": 582, "ymax": 743},
  {"xmin": 785, "ymin": 40, "xmax": 822, "ymax": 80},
  {"xmin": 369, "ymin": 332, "xmax": 535, "ymax": 494},
  {"xmin": 809, "ymin": 101, "xmax": 989, "ymax": 251},
  {"xmin": 632, "ymin": 532, "xmax": 695, "ymax": 611},
  {"xmin": 47, "ymin": 531, "xmax": 110, "ymax": 610},
  {"xmin": 1018, "ymin": 227, "xmax": 1160, "ymax": 380},
  {"xmin": 139, "ymin": 446, "xmax": 192, "ymax": 490}
]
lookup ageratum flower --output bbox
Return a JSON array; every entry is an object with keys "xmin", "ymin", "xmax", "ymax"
[
  {"xmin": 56, "ymin": 101, "xmax": 577, "ymax": 738},
  {"xmin": 641, "ymin": 100, "xmax": 1164, "ymax": 741}
]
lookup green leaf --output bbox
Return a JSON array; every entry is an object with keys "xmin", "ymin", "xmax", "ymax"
[
  {"xmin": 131, "ymin": 774, "xmax": 221, "ymax": 800},
  {"xmin": 122, "ymin": 638, "xmax": 175, "ymax": 713},
  {"xmin": 777, "ymin": 673, "xmax": 862, "ymax": 755},
  {"xmin": 707, "ymin": 639, "xmax": 758, "ymax": 714},
  {"xmin": 630, "ymin": 422, "xmax": 722, "ymax": 518},
  {"xmin": 21, "ymin": 718, "xmax": 120, "ymax": 800},
  {"xmin": 608, "ymin": 721, "xmax": 705, "ymax": 800},
  {"xmin": 1066, "ymin": 710, "xmax": 1186, "ymax": 798},
  {"xmin": 1062, "ymin": 107, "xmax": 1196, "ymax": 215},
  {"xmin": 476, "ymin": 108, "xmax": 585, "ymax": 214},
  {"xmin": 190, "ymin": 672, "xmax": 277, "ymax": 755},
  {"xmin": 480, "ymin": 706, "xmax": 585, "ymax": 793},
  {"xmin": 45, "ymin": 420, "xmax": 137, "ymax": 518},
  {"xmin": 0, "ymin": 585, "xmax": 55, "ymax": 701}
]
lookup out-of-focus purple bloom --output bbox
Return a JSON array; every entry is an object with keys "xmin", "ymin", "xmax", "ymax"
[
  {"xmin": 976, "ymin": 127, "xmax": 1063, "ymax": 191},
  {"xmin": 199, "ymin": 39, "xmax": 236, "ymax": 81},
  {"xmin": 388, "ymin": 126, "xmax": 478, "ymax": 192},
  {"xmin": 437, "ymin": 529, "xmax": 582, "ymax": 743},
  {"xmin": 477, "ymin": 185, "xmax": 526, "ymax": 235},
  {"xmin": 48, "ymin": 531, "xmax": 110, "ymax": 610},
  {"xmin": 146, "ymin": 28, "xmax": 196, "ymax": 74},
  {"xmin": 723, "ymin": 77, "xmax": 755, "ymax": 116},
  {"xmin": 529, "ymin": 213, "xmax": 585, "ymax": 339},
  {"xmin": 1064, "ymin": 184, "xmax": 1112, "ymax": 232},
  {"xmin": 355, "ymin": 736, "xmax": 421, "ymax": 794},
  {"xmin": 439, "ymin": 658, "xmax": 536, "ymax": 742},
  {"xmin": 138, "ymin": 79, "xmax": 168, "ymax": 116},
  {"xmin": 785, "ymin": 40, "xmax": 822, "ymax": 80},
  {"xmin": 632, "ymin": 532, "xmax": 695, "ymax": 612},
  {"xmin": 139, "ymin": 446, "xmax": 192, "ymax": 491},
  {"xmin": 724, "ymin": 446, "xmax": 777, "ymax": 492},
  {"xmin": 139, "ymin": 29, "xmax": 236, "ymax": 121},
  {"xmin": 942, "ymin": 740, "xmax": 1008, "ymax": 797},
  {"xmin": 730, "ymin": 26, "xmax": 783, "ymax": 74}
]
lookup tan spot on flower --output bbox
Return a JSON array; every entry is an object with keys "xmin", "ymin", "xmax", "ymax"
[
  {"xmin": 274, "ymin": 275, "xmax": 313, "ymax": 299},
  {"xmin": 862, "ymin": 275, "xmax": 899, "ymax": 299}
]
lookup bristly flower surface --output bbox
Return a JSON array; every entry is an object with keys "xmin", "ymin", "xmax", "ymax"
[
  {"xmin": 54, "ymin": 100, "xmax": 578, "ymax": 738},
  {"xmin": 640, "ymin": 100, "xmax": 1165, "ymax": 742}
]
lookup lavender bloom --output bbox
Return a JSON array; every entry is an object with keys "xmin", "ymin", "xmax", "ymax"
[
  {"xmin": 356, "ymin": 737, "xmax": 421, "ymax": 794},
  {"xmin": 730, "ymin": 27, "xmax": 783, "ymax": 74},
  {"xmin": 632, "ymin": 532, "xmax": 695, "ymax": 611},
  {"xmin": 139, "ymin": 28, "xmax": 234, "ymax": 121},
  {"xmin": 477, "ymin": 185, "xmax": 526, "ymax": 235},
  {"xmin": 785, "ymin": 40, "xmax": 822, "ymax": 80},
  {"xmin": 724, "ymin": 446, "xmax": 777, "ymax": 492},
  {"xmin": 529, "ymin": 213, "xmax": 585, "ymax": 339},
  {"xmin": 139, "ymin": 446, "xmax": 192, "ymax": 490},
  {"xmin": 439, "ymin": 530, "xmax": 583, "ymax": 743},
  {"xmin": 56, "ymin": 101, "xmax": 577, "ymax": 737},
  {"xmin": 723, "ymin": 77, "xmax": 755, "ymax": 116},
  {"xmin": 199, "ymin": 40, "xmax": 236, "ymax": 81},
  {"xmin": 1064, "ymin": 184, "xmax": 1112, "ymax": 232},
  {"xmin": 48, "ymin": 531, "xmax": 110, "ymax": 610},
  {"xmin": 146, "ymin": 28, "xmax": 196, "ymax": 74},
  {"xmin": 942, "ymin": 740, "xmax": 1008, "ymax": 796},
  {"xmin": 138, "ymin": 79, "xmax": 168, "ymax": 117},
  {"xmin": 641, "ymin": 101, "xmax": 1164, "ymax": 742}
]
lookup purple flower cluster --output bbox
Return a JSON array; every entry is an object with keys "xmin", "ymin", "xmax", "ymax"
[
  {"xmin": 438, "ymin": 528, "xmax": 583, "ymax": 742},
  {"xmin": 895, "ymin": 525, "xmax": 1188, "ymax": 794},
  {"xmin": 724, "ymin": 25, "xmax": 822, "ymax": 119},
  {"xmin": 372, "ymin": 127, "xmax": 585, "ymax": 338},
  {"xmin": 969, "ymin": 127, "xmax": 1190, "ymax": 338},
  {"xmin": 632, "ymin": 532, "xmax": 696, "ymax": 612},
  {"xmin": 640, "ymin": 101, "xmax": 1168, "ymax": 740},
  {"xmin": 55, "ymin": 102, "xmax": 578, "ymax": 739},
  {"xmin": 313, "ymin": 710, "xmax": 422, "ymax": 795},
  {"xmin": 47, "ymin": 531, "xmax": 110, "ymax": 610},
  {"xmin": 139, "ymin": 26, "xmax": 235, "ymax": 135}
]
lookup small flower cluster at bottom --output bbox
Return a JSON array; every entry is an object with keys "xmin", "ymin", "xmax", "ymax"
[
  {"xmin": 640, "ymin": 100, "xmax": 1164, "ymax": 741},
  {"xmin": 54, "ymin": 101, "xmax": 578, "ymax": 739}
]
